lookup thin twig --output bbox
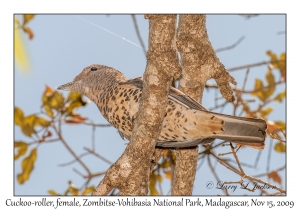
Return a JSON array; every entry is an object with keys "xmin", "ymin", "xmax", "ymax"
[
  {"xmin": 254, "ymin": 150, "xmax": 262, "ymax": 169},
  {"xmin": 207, "ymin": 156, "xmax": 230, "ymax": 195},
  {"xmin": 280, "ymin": 128, "xmax": 286, "ymax": 138},
  {"xmin": 58, "ymin": 152, "xmax": 90, "ymax": 167},
  {"xmin": 196, "ymin": 155, "xmax": 206, "ymax": 171},
  {"xmin": 92, "ymin": 125, "xmax": 96, "ymax": 151},
  {"xmin": 217, "ymin": 160, "xmax": 286, "ymax": 194},
  {"xmin": 53, "ymin": 119, "xmax": 111, "ymax": 127},
  {"xmin": 269, "ymin": 191, "xmax": 285, "ymax": 196},
  {"xmin": 52, "ymin": 124, "xmax": 92, "ymax": 175},
  {"xmin": 253, "ymin": 165, "xmax": 285, "ymax": 178},
  {"xmin": 270, "ymin": 133, "xmax": 286, "ymax": 143},
  {"xmin": 84, "ymin": 171, "xmax": 106, "ymax": 179},
  {"xmin": 238, "ymin": 175, "xmax": 255, "ymax": 192},
  {"xmin": 217, "ymin": 157, "xmax": 258, "ymax": 169},
  {"xmin": 242, "ymin": 68, "xmax": 250, "ymax": 92},
  {"xmin": 73, "ymin": 168, "xmax": 85, "ymax": 177},
  {"xmin": 206, "ymin": 80, "xmax": 284, "ymax": 94},
  {"xmin": 237, "ymin": 81, "xmax": 284, "ymax": 94},
  {"xmin": 208, "ymin": 101, "xmax": 227, "ymax": 111},
  {"xmin": 227, "ymin": 59, "xmax": 285, "ymax": 72},
  {"xmin": 83, "ymin": 147, "xmax": 113, "ymax": 165},
  {"xmin": 215, "ymin": 36, "xmax": 245, "ymax": 53},
  {"xmin": 28, "ymin": 138, "xmax": 60, "ymax": 145},
  {"xmin": 131, "ymin": 14, "xmax": 147, "ymax": 56},
  {"xmin": 230, "ymin": 143, "xmax": 245, "ymax": 175},
  {"xmin": 216, "ymin": 158, "xmax": 241, "ymax": 175},
  {"xmin": 266, "ymin": 139, "xmax": 273, "ymax": 181}
]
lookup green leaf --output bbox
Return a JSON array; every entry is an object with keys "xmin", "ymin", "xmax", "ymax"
[
  {"xmin": 266, "ymin": 70, "xmax": 275, "ymax": 86},
  {"xmin": 251, "ymin": 79, "xmax": 266, "ymax": 102},
  {"xmin": 34, "ymin": 116, "xmax": 50, "ymax": 127},
  {"xmin": 67, "ymin": 92, "xmax": 82, "ymax": 102},
  {"xmin": 65, "ymin": 92, "xmax": 87, "ymax": 115},
  {"xmin": 149, "ymin": 171, "xmax": 160, "ymax": 195},
  {"xmin": 23, "ymin": 14, "xmax": 35, "ymax": 25},
  {"xmin": 69, "ymin": 186, "xmax": 79, "ymax": 196},
  {"xmin": 274, "ymin": 142, "xmax": 286, "ymax": 153},
  {"xmin": 274, "ymin": 121, "xmax": 286, "ymax": 131},
  {"xmin": 156, "ymin": 174, "xmax": 163, "ymax": 183},
  {"xmin": 260, "ymin": 107, "xmax": 273, "ymax": 118},
  {"xmin": 42, "ymin": 85, "xmax": 53, "ymax": 103},
  {"xmin": 81, "ymin": 186, "xmax": 95, "ymax": 195},
  {"xmin": 17, "ymin": 148, "xmax": 37, "ymax": 184},
  {"xmin": 67, "ymin": 101, "xmax": 85, "ymax": 114},
  {"xmin": 267, "ymin": 51, "xmax": 286, "ymax": 81},
  {"xmin": 48, "ymin": 190, "xmax": 62, "ymax": 196},
  {"xmin": 264, "ymin": 70, "xmax": 275, "ymax": 99},
  {"xmin": 242, "ymin": 103, "xmax": 250, "ymax": 113},
  {"xmin": 14, "ymin": 141, "xmax": 28, "ymax": 160},
  {"xmin": 22, "ymin": 27, "xmax": 34, "ymax": 39},
  {"xmin": 43, "ymin": 104, "xmax": 54, "ymax": 117},
  {"xmin": 273, "ymin": 90, "xmax": 286, "ymax": 102},
  {"xmin": 160, "ymin": 160, "xmax": 171, "ymax": 168},
  {"xmin": 21, "ymin": 115, "xmax": 37, "ymax": 137},
  {"xmin": 266, "ymin": 50, "xmax": 278, "ymax": 64},
  {"xmin": 14, "ymin": 107, "xmax": 24, "ymax": 126},
  {"xmin": 42, "ymin": 86, "xmax": 65, "ymax": 115},
  {"xmin": 49, "ymin": 92, "xmax": 64, "ymax": 110}
]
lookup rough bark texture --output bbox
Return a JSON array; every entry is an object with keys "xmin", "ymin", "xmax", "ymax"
[
  {"xmin": 177, "ymin": 15, "xmax": 237, "ymax": 103},
  {"xmin": 171, "ymin": 15, "xmax": 237, "ymax": 195},
  {"xmin": 92, "ymin": 15, "xmax": 180, "ymax": 195}
]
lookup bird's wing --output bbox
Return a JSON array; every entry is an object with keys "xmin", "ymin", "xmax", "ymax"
[
  {"xmin": 119, "ymin": 77, "xmax": 208, "ymax": 111},
  {"xmin": 119, "ymin": 77, "xmax": 215, "ymax": 148},
  {"xmin": 119, "ymin": 77, "xmax": 267, "ymax": 149}
]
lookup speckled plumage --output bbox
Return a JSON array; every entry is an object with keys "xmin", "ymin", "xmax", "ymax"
[{"xmin": 58, "ymin": 64, "xmax": 267, "ymax": 149}]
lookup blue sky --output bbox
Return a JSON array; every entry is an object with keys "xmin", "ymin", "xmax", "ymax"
[{"xmin": 14, "ymin": 14, "xmax": 286, "ymax": 195}]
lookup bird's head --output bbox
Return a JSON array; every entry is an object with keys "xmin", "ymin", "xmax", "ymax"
[{"xmin": 57, "ymin": 64, "xmax": 125, "ymax": 98}]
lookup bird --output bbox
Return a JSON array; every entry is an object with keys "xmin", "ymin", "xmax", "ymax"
[{"xmin": 57, "ymin": 64, "xmax": 267, "ymax": 150}]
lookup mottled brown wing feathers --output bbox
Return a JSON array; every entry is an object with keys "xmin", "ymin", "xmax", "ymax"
[
  {"xmin": 118, "ymin": 77, "xmax": 216, "ymax": 148},
  {"xmin": 119, "ymin": 77, "xmax": 208, "ymax": 111},
  {"xmin": 119, "ymin": 77, "xmax": 267, "ymax": 149}
]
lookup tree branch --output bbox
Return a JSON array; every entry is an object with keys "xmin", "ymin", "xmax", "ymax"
[
  {"xmin": 227, "ymin": 59, "xmax": 285, "ymax": 72},
  {"xmin": 217, "ymin": 159, "xmax": 286, "ymax": 194},
  {"xmin": 171, "ymin": 14, "xmax": 237, "ymax": 195},
  {"xmin": 131, "ymin": 14, "xmax": 147, "ymax": 56},
  {"xmin": 92, "ymin": 14, "xmax": 180, "ymax": 195},
  {"xmin": 215, "ymin": 36, "xmax": 245, "ymax": 53}
]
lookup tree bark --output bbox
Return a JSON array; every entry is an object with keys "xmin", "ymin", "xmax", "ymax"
[
  {"xmin": 92, "ymin": 14, "xmax": 180, "ymax": 195},
  {"xmin": 171, "ymin": 15, "xmax": 237, "ymax": 195}
]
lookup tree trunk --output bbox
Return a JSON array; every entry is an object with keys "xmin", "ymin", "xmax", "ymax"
[
  {"xmin": 171, "ymin": 14, "xmax": 237, "ymax": 195},
  {"xmin": 92, "ymin": 14, "xmax": 180, "ymax": 195}
]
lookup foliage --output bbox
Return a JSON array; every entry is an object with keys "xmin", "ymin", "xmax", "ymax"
[
  {"xmin": 48, "ymin": 181, "xmax": 95, "ymax": 196},
  {"xmin": 15, "ymin": 14, "xmax": 35, "ymax": 73},
  {"xmin": 14, "ymin": 15, "xmax": 286, "ymax": 196},
  {"xmin": 15, "ymin": 86, "xmax": 87, "ymax": 184},
  {"xmin": 14, "ymin": 49, "xmax": 286, "ymax": 195}
]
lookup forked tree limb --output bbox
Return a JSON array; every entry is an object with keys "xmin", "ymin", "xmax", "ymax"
[
  {"xmin": 177, "ymin": 15, "xmax": 236, "ymax": 103},
  {"xmin": 172, "ymin": 14, "xmax": 237, "ymax": 195}
]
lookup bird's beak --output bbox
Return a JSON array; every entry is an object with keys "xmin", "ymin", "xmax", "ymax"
[{"xmin": 57, "ymin": 82, "xmax": 74, "ymax": 91}]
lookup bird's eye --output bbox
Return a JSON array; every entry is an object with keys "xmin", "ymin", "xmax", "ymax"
[{"xmin": 91, "ymin": 67, "xmax": 97, "ymax": 71}]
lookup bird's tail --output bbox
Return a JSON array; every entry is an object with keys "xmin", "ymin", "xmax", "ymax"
[{"xmin": 209, "ymin": 112, "xmax": 267, "ymax": 150}]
